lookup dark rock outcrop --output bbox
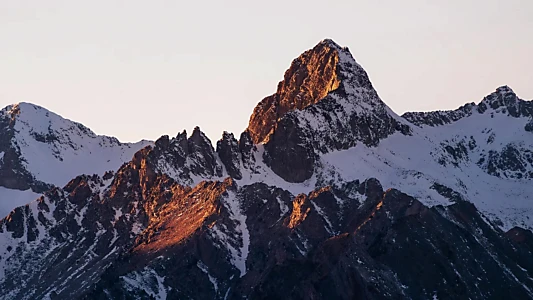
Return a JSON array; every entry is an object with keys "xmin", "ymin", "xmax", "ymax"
[
  {"xmin": 238, "ymin": 131, "xmax": 256, "ymax": 170},
  {"xmin": 188, "ymin": 127, "xmax": 223, "ymax": 177},
  {"xmin": 403, "ymin": 102, "xmax": 477, "ymax": 127},
  {"xmin": 216, "ymin": 132, "xmax": 242, "ymax": 179},
  {"xmin": 525, "ymin": 119, "xmax": 533, "ymax": 132},
  {"xmin": 263, "ymin": 114, "xmax": 317, "ymax": 183},
  {"xmin": 477, "ymin": 144, "xmax": 533, "ymax": 179}
]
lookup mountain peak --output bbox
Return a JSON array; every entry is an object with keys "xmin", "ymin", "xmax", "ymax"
[
  {"xmin": 4, "ymin": 102, "xmax": 53, "ymax": 118},
  {"xmin": 13, "ymin": 101, "xmax": 47, "ymax": 109},
  {"xmin": 403, "ymin": 85, "xmax": 532, "ymax": 127},
  {"xmin": 478, "ymin": 85, "xmax": 526, "ymax": 117},
  {"xmin": 495, "ymin": 85, "xmax": 515, "ymax": 94},
  {"xmin": 244, "ymin": 40, "xmax": 410, "ymax": 182},
  {"xmin": 317, "ymin": 38, "xmax": 343, "ymax": 50},
  {"xmin": 483, "ymin": 85, "xmax": 517, "ymax": 102},
  {"xmin": 0, "ymin": 101, "xmax": 98, "ymax": 142},
  {"xmin": 246, "ymin": 39, "xmax": 375, "ymax": 144}
]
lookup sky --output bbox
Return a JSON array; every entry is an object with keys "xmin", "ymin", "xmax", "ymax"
[{"xmin": 1, "ymin": 1, "xmax": 532, "ymax": 143}]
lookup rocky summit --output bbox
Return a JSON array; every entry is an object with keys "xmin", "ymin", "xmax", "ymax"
[{"xmin": 1, "ymin": 39, "xmax": 533, "ymax": 300}]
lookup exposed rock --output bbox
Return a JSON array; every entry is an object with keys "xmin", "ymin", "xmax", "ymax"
[
  {"xmin": 238, "ymin": 131, "xmax": 256, "ymax": 171},
  {"xmin": 247, "ymin": 39, "xmax": 343, "ymax": 145},
  {"xmin": 430, "ymin": 183, "xmax": 465, "ymax": 202},
  {"xmin": 478, "ymin": 144, "xmax": 533, "ymax": 179},
  {"xmin": 481, "ymin": 86, "xmax": 533, "ymax": 117},
  {"xmin": 139, "ymin": 127, "xmax": 224, "ymax": 186},
  {"xmin": 506, "ymin": 227, "xmax": 533, "ymax": 250},
  {"xmin": 525, "ymin": 119, "xmax": 533, "ymax": 132},
  {"xmin": 263, "ymin": 114, "xmax": 317, "ymax": 183},
  {"xmin": 403, "ymin": 102, "xmax": 476, "ymax": 127},
  {"xmin": 216, "ymin": 132, "xmax": 242, "ymax": 179},
  {"xmin": 188, "ymin": 127, "xmax": 223, "ymax": 177}
]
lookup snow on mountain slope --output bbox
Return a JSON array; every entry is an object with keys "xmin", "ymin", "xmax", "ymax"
[
  {"xmin": 7, "ymin": 102, "xmax": 151, "ymax": 186},
  {"xmin": 0, "ymin": 102, "xmax": 151, "ymax": 217},
  {"xmin": 0, "ymin": 187, "xmax": 40, "ymax": 221},
  {"xmin": 317, "ymin": 117, "xmax": 533, "ymax": 231}
]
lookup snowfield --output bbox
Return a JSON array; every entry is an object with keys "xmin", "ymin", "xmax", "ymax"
[{"xmin": 0, "ymin": 187, "xmax": 40, "ymax": 224}]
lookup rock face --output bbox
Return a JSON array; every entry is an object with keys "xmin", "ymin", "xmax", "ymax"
[
  {"xmin": 1, "ymin": 39, "xmax": 533, "ymax": 300},
  {"xmin": 216, "ymin": 132, "xmax": 243, "ymax": 180},
  {"xmin": 247, "ymin": 39, "xmax": 343, "ymax": 145}
]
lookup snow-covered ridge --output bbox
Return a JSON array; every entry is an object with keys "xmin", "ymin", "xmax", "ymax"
[
  {"xmin": 403, "ymin": 85, "xmax": 533, "ymax": 127},
  {"xmin": 4, "ymin": 102, "xmax": 151, "ymax": 186},
  {"xmin": 0, "ymin": 102, "xmax": 152, "ymax": 218}
]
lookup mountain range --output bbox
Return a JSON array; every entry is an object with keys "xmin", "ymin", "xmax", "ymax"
[{"xmin": 0, "ymin": 39, "xmax": 532, "ymax": 299}]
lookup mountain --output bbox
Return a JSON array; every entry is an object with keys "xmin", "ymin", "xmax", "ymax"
[
  {"xmin": 0, "ymin": 102, "xmax": 150, "ymax": 217},
  {"xmin": 1, "ymin": 39, "xmax": 533, "ymax": 299}
]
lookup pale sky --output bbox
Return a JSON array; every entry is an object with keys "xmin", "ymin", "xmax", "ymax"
[{"xmin": 1, "ymin": 1, "xmax": 532, "ymax": 143}]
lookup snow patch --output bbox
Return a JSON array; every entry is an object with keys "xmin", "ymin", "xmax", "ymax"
[
  {"xmin": 121, "ymin": 268, "xmax": 167, "ymax": 300},
  {"xmin": 0, "ymin": 187, "xmax": 40, "ymax": 219},
  {"xmin": 211, "ymin": 191, "xmax": 250, "ymax": 277},
  {"xmin": 197, "ymin": 261, "xmax": 218, "ymax": 292}
]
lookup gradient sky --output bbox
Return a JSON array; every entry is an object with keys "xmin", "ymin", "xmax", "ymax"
[{"xmin": 1, "ymin": 1, "xmax": 532, "ymax": 143}]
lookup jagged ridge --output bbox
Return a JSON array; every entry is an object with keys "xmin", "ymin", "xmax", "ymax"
[{"xmin": 0, "ymin": 39, "xmax": 532, "ymax": 300}]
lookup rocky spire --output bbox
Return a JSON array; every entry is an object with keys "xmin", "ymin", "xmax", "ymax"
[
  {"xmin": 246, "ymin": 39, "xmax": 373, "ymax": 144},
  {"xmin": 216, "ymin": 131, "xmax": 242, "ymax": 179}
]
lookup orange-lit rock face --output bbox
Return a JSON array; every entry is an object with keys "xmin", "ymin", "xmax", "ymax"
[
  {"xmin": 287, "ymin": 194, "xmax": 312, "ymax": 229},
  {"xmin": 308, "ymin": 186, "xmax": 333, "ymax": 198},
  {"xmin": 355, "ymin": 199, "xmax": 384, "ymax": 233},
  {"xmin": 133, "ymin": 179, "xmax": 233, "ymax": 254},
  {"xmin": 247, "ymin": 43, "xmax": 342, "ymax": 144}
]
